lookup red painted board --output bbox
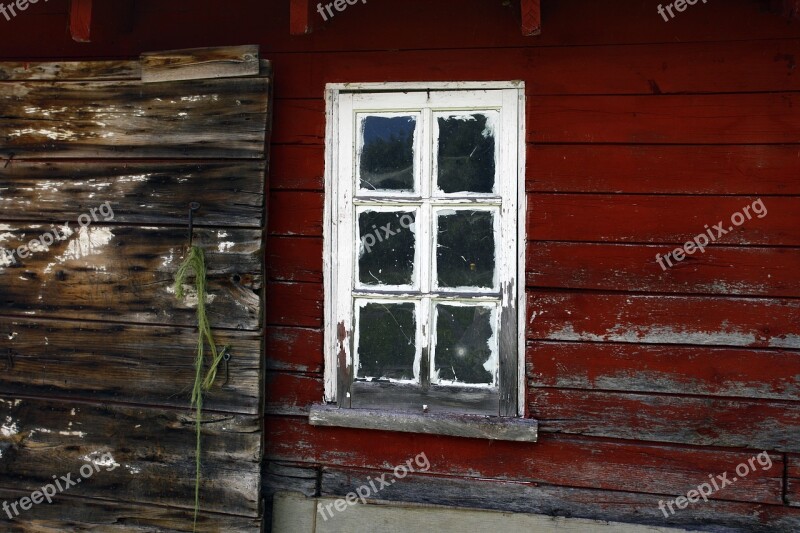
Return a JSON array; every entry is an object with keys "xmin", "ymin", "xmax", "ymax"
[
  {"xmin": 69, "ymin": 0, "xmax": 92, "ymax": 43},
  {"xmin": 265, "ymin": 416, "xmax": 783, "ymax": 504},
  {"xmin": 526, "ymin": 242, "xmax": 800, "ymax": 297},
  {"xmin": 527, "ymin": 291, "xmax": 800, "ymax": 349},
  {"xmin": 527, "ymin": 341, "xmax": 800, "ymax": 401}
]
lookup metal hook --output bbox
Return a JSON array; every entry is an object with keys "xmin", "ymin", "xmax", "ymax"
[
  {"xmin": 187, "ymin": 202, "xmax": 200, "ymax": 247},
  {"xmin": 221, "ymin": 346, "xmax": 232, "ymax": 388}
]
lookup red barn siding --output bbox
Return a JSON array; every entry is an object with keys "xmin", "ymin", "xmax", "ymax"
[{"xmin": 0, "ymin": 0, "xmax": 799, "ymax": 530}]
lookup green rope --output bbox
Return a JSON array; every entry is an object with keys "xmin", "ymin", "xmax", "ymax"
[{"xmin": 173, "ymin": 246, "xmax": 225, "ymax": 531}]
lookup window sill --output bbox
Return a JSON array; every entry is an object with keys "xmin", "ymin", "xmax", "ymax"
[{"xmin": 308, "ymin": 404, "xmax": 538, "ymax": 443}]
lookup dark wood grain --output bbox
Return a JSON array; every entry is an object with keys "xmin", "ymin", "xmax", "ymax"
[
  {"xmin": 320, "ymin": 468, "xmax": 800, "ymax": 533},
  {"xmin": 0, "ymin": 77, "xmax": 270, "ymax": 159},
  {"xmin": 0, "ymin": 317, "xmax": 261, "ymax": 413},
  {"xmin": 0, "ymin": 161, "xmax": 265, "ymax": 227},
  {"xmin": 0, "ymin": 225, "xmax": 262, "ymax": 329},
  {"xmin": 0, "ymin": 488, "xmax": 261, "ymax": 532},
  {"xmin": 0, "ymin": 397, "xmax": 261, "ymax": 516}
]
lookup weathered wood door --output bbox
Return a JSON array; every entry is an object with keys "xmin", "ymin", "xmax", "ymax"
[{"xmin": 0, "ymin": 46, "xmax": 270, "ymax": 531}]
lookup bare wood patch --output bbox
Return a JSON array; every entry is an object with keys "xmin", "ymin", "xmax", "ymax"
[{"xmin": 141, "ymin": 45, "xmax": 261, "ymax": 83}]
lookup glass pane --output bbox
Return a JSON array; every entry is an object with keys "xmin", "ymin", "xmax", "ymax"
[
  {"xmin": 436, "ymin": 210, "xmax": 495, "ymax": 289},
  {"xmin": 434, "ymin": 304, "xmax": 495, "ymax": 385},
  {"xmin": 359, "ymin": 115, "xmax": 416, "ymax": 192},
  {"xmin": 357, "ymin": 302, "xmax": 416, "ymax": 381},
  {"xmin": 437, "ymin": 113, "xmax": 496, "ymax": 194},
  {"xmin": 358, "ymin": 210, "xmax": 416, "ymax": 286}
]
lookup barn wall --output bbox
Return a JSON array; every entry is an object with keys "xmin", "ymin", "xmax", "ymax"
[{"xmin": 0, "ymin": 0, "xmax": 798, "ymax": 531}]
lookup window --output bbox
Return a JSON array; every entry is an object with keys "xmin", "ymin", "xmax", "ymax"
[{"xmin": 323, "ymin": 83, "xmax": 525, "ymax": 418}]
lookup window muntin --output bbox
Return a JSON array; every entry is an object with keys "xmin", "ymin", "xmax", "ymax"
[{"xmin": 327, "ymin": 87, "xmax": 522, "ymax": 416}]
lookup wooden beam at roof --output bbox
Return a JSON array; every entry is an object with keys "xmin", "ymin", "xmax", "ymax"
[
  {"xmin": 784, "ymin": 0, "xmax": 800, "ymax": 20},
  {"xmin": 521, "ymin": 0, "xmax": 541, "ymax": 36},
  {"xmin": 290, "ymin": 0, "xmax": 316, "ymax": 35},
  {"xmin": 69, "ymin": 0, "xmax": 92, "ymax": 43}
]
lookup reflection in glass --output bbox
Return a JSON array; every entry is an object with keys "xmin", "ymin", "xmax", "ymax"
[
  {"xmin": 359, "ymin": 115, "xmax": 416, "ymax": 192},
  {"xmin": 437, "ymin": 210, "xmax": 495, "ymax": 288},
  {"xmin": 437, "ymin": 113, "xmax": 496, "ymax": 193},
  {"xmin": 434, "ymin": 304, "xmax": 494, "ymax": 385},
  {"xmin": 358, "ymin": 210, "xmax": 416, "ymax": 286},
  {"xmin": 357, "ymin": 302, "xmax": 416, "ymax": 381}
]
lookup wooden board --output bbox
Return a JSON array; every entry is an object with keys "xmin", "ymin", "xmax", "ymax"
[
  {"xmin": 265, "ymin": 417, "xmax": 783, "ymax": 504},
  {"xmin": 0, "ymin": 225, "xmax": 261, "ymax": 330},
  {"xmin": 527, "ymin": 195, "xmax": 799, "ymax": 245},
  {"xmin": 0, "ymin": 397, "xmax": 261, "ymax": 516},
  {"xmin": 789, "ymin": 454, "xmax": 800, "ymax": 507},
  {"xmin": 0, "ymin": 61, "xmax": 140, "ymax": 81},
  {"xmin": 0, "ymin": 77, "xmax": 270, "ymax": 159},
  {"xmin": 0, "ymin": 488, "xmax": 262, "ymax": 532},
  {"xmin": 527, "ymin": 145, "xmax": 800, "ymax": 195},
  {"xmin": 266, "ymin": 326, "xmax": 323, "ymax": 373},
  {"xmin": 141, "ymin": 45, "xmax": 260, "ymax": 83},
  {"xmin": 266, "ymin": 282, "xmax": 323, "ymax": 328},
  {"xmin": 526, "ymin": 291, "xmax": 800, "ymax": 349},
  {"xmin": 269, "ymin": 39, "xmax": 800, "ymax": 99},
  {"xmin": 0, "ymin": 317, "xmax": 261, "ymax": 413},
  {"xmin": 319, "ymin": 467, "xmax": 800, "ymax": 533},
  {"xmin": 527, "ymin": 341, "xmax": 800, "ymax": 402},
  {"xmin": 527, "ymin": 242, "xmax": 800, "ymax": 297},
  {"xmin": 529, "ymin": 389, "xmax": 800, "ymax": 452},
  {"xmin": 0, "ymin": 161, "xmax": 265, "ymax": 228}
]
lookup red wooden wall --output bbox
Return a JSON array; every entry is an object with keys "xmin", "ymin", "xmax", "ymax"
[{"xmin": 1, "ymin": 0, "xmax": 799, "ymax": 530}]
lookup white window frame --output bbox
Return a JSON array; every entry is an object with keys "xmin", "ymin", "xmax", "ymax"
[{"xmin": 322, "ymin": 81, "xmax": 526, "ymax": 417}]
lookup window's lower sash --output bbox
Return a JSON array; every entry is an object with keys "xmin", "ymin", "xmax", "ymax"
[
  {"xmin": 350, "ymin": 380, "xmax": 499, "ymax": 415},
  {"xmin": 308, "ymin": 404, "xmax": 538, "ymax": 442}
]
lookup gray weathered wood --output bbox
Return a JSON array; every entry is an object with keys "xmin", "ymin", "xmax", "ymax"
[
  {"xmin": 0, "ymin": 60, "xmax": 141, "ymax": 81},
  {"xmin": 309, "ymin": 404, "xmax": 538, "ymax": 442},
  {"xmin": 141, "ymin": 45, "xmax": 261, "ymax": 82},
  {"xmin": 0, "ymin": 161, "xmax": 265, "ymax": 228},
  {"xmin": 0, "ymin": 225, "xmax": 261, "ymax": 330},
  {"xmin": 0, "ymin": 488, "xmax": 261, "ymax": 532},
  {"xmin": 0, "ymin": 77, "xmax": 270, "ymax": 159},
  {"xmin": 0, "ymin": 396, "xmax": 261, "ymax": 517},
  {"xmin": 350, "ymin": 381, "xmax": 499, "ymax": 415},
  {"xmin": 0, "ymin": 317, "xmax": 261, "ymax": 414},
  {"xmin": 320, "ymin": 468, "xmax": 800, "ymax": 533}
]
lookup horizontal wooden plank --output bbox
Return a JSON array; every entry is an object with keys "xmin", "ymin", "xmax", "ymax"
[
  {"xmin": 0, "ymin": 225, "xmax": 262, "ymax": 330},
  {"xmin": 0, "ymin": 397, "xmax": 261, "ymax": 516},
  {"xmin": 528, "ymin": 145, "xmax": 800, "ymax": 194},
  {"xmin": 309, "ymin": 405, "xmax": 538, "ymax": 442},
  {"xmin": 527, "ymin": 242, "xmax": 800, "ymax": 297},
  {"xmin": 527, "ymin": 292, "xmax": 800, "ymax": 349},
  {"xmin": 529, "ymin": 389, "xmax": 800, "ymax": 452},
  {"xmin": 0, "ymin": 161, "xmax": 265, "ymax": 227},
  {"xmin": 0, "ymin": 77, "xmax": 270, "ymax": 159},
  {"xmin": 267, "ymin": 237, "xmax": 322, "ymax": 282},
  {"xmin": 271, "ymin": 99, "xmax": 325, "ymax": 145},
  {"xmin": 0, "ymin": 60, "xmax": 140, "ymax": 81},
  {"xmin": 0, "ymin": 317, "xmax": 261, "ymax": 413},
  {"xmin": 141, "ymin": 45, "xmax": 260, "ymax": 83},
  {"xmin": 266, "ymin": 326, "xmax": 323, "ymax": 373},
  {"xmin": 530, "ymin": 94, "xmax": 800, "ymax": 144},
  {"xmin": 268, "ymin": 191, "xmax": 323, "ymax": 237},
  {"xmin": 268, "ymin": 144, "xmax": 324, "ymax": 191},
  {"xmin": 265, "ymin": 417, "xmax": 782, "ymax": 504},
  {"xmin": 266, "ymin": 282, "xmax": 322, "ymax": 328},
  {"xmin": 527, "ymin": 342, "xmax": 800, "ymax": 402},
  {"xmin": 266, "ymin": 372, "xmax": 322, "ymax": 415},
  {"xmin": 528, "ymin": 195, "xmax": 799, "ymax": 245},
  {"xmin": 320, "ymin": 467, "xmax": 800, "ymax": 533},
  {"xmin": 272, "ymin": 39, "xmax": 800, "ymax": 99},
  {"xmin": 0, "ymin": 488, "xmax": 262, "ymax": 532},
  {"xmin": 789, "ymin": 454, "xmax": 800, "ymax": 507}
]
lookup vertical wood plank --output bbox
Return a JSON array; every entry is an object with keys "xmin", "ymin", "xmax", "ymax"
[
  {"xmin": 521, "ymin": 0, "xmax": 541, "ymax": 36},
  {"xmin": 69, "ymin": 0, "xmax": 92, "ymax": 42}
]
